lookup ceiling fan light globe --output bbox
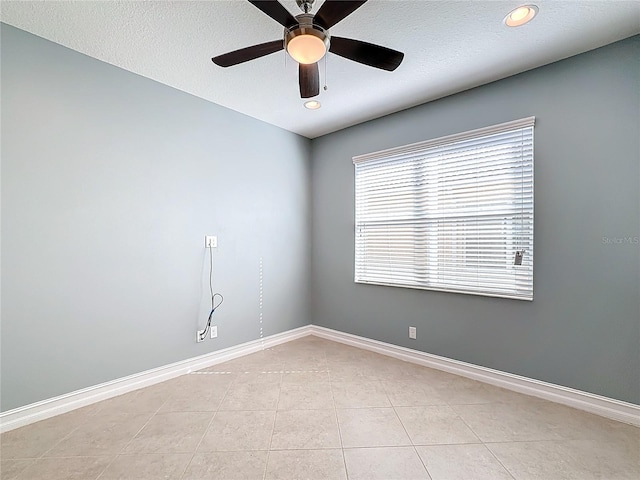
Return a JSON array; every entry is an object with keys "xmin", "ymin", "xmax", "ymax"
[{"xmin": 287, "ymin": 34, "xmax": 326, "ymax": 64}]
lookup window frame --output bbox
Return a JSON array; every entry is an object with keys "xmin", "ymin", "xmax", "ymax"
[{"xmin": 353, "ymin": 117, "xmax": 535, "ymax": 301}]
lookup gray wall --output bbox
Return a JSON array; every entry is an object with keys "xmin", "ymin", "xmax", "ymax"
[
  {"xmin": 1, "ymin": 24, "xmax": 311, "ymax": 411},
  {"xmin": 311, "ymin": 36, "xmax": 640, "ymax": 404},
  {"xmin": 2, "ymin": 24, "xmax": 638, "ymax": 412}
]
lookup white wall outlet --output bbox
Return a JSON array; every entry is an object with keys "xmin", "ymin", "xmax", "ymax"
[
  {"xmin": 210, "ymin": 325, "xmax": 218, "ymax": 338},
  {"xmin": 409, "ymin": 326, "xmax": 417, "ymax": 339},
  {"xmin": 196, "ymin": 329, "xmax": 206, "ymax": 343},
  {"xmin": 205, "ymin": 236, "xmax": 217, "ymax": 248}
]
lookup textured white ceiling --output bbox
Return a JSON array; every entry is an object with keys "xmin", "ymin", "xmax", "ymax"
[{"xmin": 2, "ymin": 1, "xmax": 639, "ymax": 138}]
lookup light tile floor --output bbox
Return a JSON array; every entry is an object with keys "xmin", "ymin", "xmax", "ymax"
[{"xmin": 1, "ymin": 336, "xmax": 638, "ymax": 479}]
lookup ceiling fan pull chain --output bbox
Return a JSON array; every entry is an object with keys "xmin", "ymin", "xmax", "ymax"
[{"xmin": 324, "ymin": 53, "xmax": 328, "ymax": 91}]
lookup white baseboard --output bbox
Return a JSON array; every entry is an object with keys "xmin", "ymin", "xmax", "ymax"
[
  {"xmin": 3, "ymin": 323, "xmax": 637, "ymax": 433},
  {"xmin": 309, "ymin": 325, "xmax": 640, "ymax": 427},
  {"xmin": 0, "ymin": 325, "xmax": 312, "ymax": 433}
]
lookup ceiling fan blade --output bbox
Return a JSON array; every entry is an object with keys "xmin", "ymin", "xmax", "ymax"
[
  {"xmin": 329, "ymin": 36, "xmax": 404, "ymax": 71},
  {"xmin": 212, "ymin": 40, "xmax": 283, "ymax": 67},
  {"xmin": 299, "ymin": 63, "xmax": 320, "ymax": 98},
  {"xmin": 314, "ymin": 1, "xmax": 367, "ymax": 29},
  {"xmin": 247, "ymin": 0, "xmax": 298, "ymax": 28}
]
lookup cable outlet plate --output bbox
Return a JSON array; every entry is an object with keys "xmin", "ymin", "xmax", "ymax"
[
  {"xmin": 409, "ymin": 326, "xmax": 417, "ymax": 339},
  {"xmin": 196, "ymin": 329, "xmax": 206, "ymax": 343},
  {"xmin": 210, "ymin": 326, "xmax": 218, "ymax": 338},
  {"xmin": 205, "ymin": 236, "xmax": 217, "ymax": 248}
]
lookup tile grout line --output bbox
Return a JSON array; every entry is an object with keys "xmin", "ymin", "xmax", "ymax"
[
  {"xmin": 33, "ymin": 407, "xmax": 116, "ymax": 480},
  {"xmin": 35, "ymin": 423, "xmax": 84, "ymax": 461},
  {"xmin": 482, "ymin": 438, "xmax": 577, "ymax": 444},
  {"xmin": 483, "ymin": 442, "xmax": 519, "ymax": 480},
  {"xmin": 0, "ymin": 457, "xmax": 36, "ymax": 480},
  {"xmin": 381, "ymin": 376, "xmax": 464, "ymax": 476},
  {"xmin": 95, "ymin": 392, "xmax": 173, "ymax": 480},
  {"xmin": 445, "ymin": 404, "xmax": 482, "ymax": 445},
  {"xmin": 175, "ymin": 377, "xmax": 233, "ymax": 480},
  {"xmin": 385, "ymin": 386, "xmax": 433, "ymax": 480},
  {"xmin": 30, "ymin": 402, "xmax": 109, "ymax": 461},
  {"xmin": 178, "ymin": 408, "xmax": 219, "ymax": 480},
  {"xmin": 325, "ymin": 348, "xmax": 350, "ymax": 480},
  {"xmin": 263, "ymin": 365, "xmax": 284, "ymax": 480},
  {"xmin": 450, "ymin": 402, "xmax": 518, "ymax": 480},
  {"xmin": 179, "ymin": 377, "xmax": 235, "ymax": 480},
  {"xmin": 7, "ymin": 338, "xmax": 635, "ymax": 479}
]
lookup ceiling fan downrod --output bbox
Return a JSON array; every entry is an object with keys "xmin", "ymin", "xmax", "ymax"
[{"xmin": 296, "ymin": 0, "xmax": 315, "ymax": 14}]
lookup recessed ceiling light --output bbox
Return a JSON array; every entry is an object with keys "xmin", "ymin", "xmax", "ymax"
[
  {"xmin": 304, "ymin": 100, "xmax": 321, "ymax": 110},
  {"xmin": 504, "ymin": 5, "xmax": 538, "ymax": 27}
]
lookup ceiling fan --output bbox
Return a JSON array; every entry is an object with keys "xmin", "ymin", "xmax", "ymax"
[{"xmin": 212, "ymin": 0, "xmax": 404, "ymax": 99}]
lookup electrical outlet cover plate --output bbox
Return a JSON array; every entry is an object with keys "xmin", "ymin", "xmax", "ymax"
[
  {"xmin": 205, "ymin": 236, "xmax": 217, "ymax": 248},
  {"xmin": 409, "ymin": 326, "xmax": 417, "ymax": 339},
  {"xmin": 196, "ymin": 329, "xmax": 206, "ymax": 343},
  {"xmin": 210, "ymin": 326, "xmax": 218, "ymax": 338}
]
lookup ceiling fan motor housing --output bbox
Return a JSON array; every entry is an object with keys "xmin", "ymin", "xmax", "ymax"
[{"xmin": 285, "ymin": 14, "xmax": 330, "ymax": 64}]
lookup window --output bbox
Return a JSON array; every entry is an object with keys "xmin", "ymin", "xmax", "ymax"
[{"xmin": 354, "ymin": 117, "xmax": 534, "ymax": 300}]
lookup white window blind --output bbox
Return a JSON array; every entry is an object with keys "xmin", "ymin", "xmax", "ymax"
[{"xmin": 354, "ymin": 117, "xmax": 534, "ymax": 301}]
